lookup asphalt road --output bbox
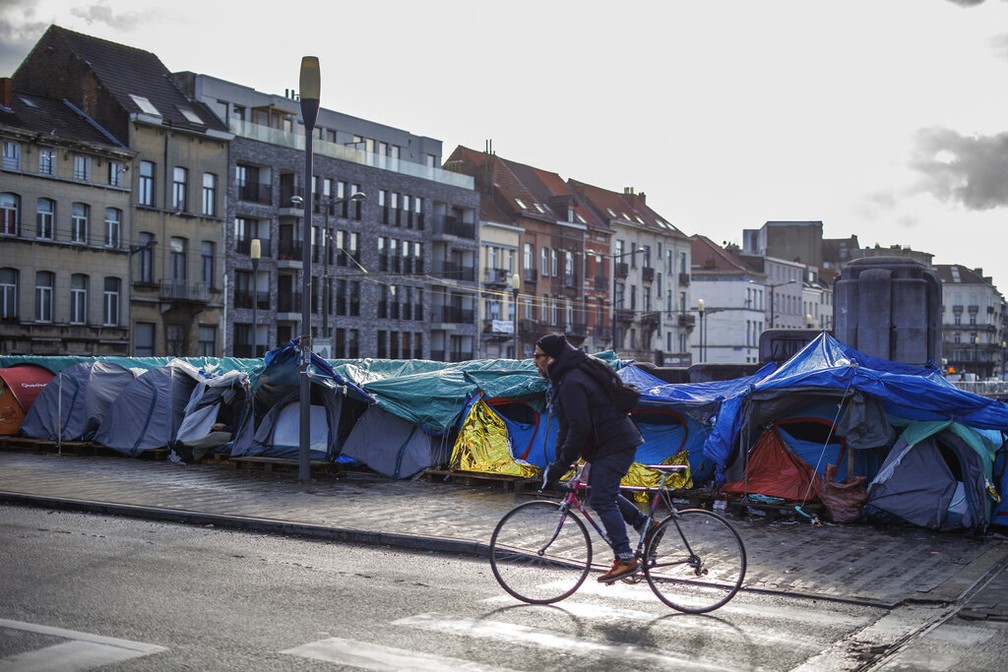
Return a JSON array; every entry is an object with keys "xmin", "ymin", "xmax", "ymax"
[{"xmin": 4, "ymin": 506, "xmax": 1007, "ymax": 672}]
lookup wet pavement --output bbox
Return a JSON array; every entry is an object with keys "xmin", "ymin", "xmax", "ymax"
[{"xmin": 0, "ymin": 449, "xmax": 1006, "ymax": 619}]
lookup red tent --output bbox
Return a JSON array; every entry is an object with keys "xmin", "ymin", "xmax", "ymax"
[
  {"xmin": 0, "ymin": 364, "xmax": 54, "ymax": 435},
  {"xmin": 721, "ymin": 425, "xmax": 822, "ymax": 501}
]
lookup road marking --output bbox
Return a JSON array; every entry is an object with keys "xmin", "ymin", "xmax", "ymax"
[
  {"xmin": 393, "ymin": 612, "xmax": 734, "ymax": 671},
  {"xmin": 281, "ymin": 636, "xmax": 520, "ymax": 672},
  {"xmin": 0, "ymin": 618, "xmax": 167, "ymax": 670}
]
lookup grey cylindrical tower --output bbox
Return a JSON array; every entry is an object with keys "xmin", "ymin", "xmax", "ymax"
[{"xmin": 833, "ymin": 257, "xmax": 942, "ymax": 366}]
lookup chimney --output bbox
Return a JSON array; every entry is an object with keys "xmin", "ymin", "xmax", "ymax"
[
  {"xmin": 623, "ymin": 186, "xmax": 635, "ymax": 195},
  {"xmin": 0, "ymin": 78, "xmax": 12, "ymax": 108},
  {"xmin": 639, "ymin": 191, "xmax": 646, "ymax": 204}
]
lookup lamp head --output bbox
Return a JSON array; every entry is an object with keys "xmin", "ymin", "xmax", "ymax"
[
  {"xmin": 298, "ymin": 56, "xmax": 321, "ymax": 130},
  {"xmin": 250, "ymin": 239, "xmax": 261, "ymax": 260},
  {"xmin": 697, "ymin": 299, "xmax": 705, "ymax": 313},
  {"xmin": 349, "ymin": 191, "xmax": 366, "ymax": 202},
  {"xmin": 510, "ymin": 273, "xmax": 521, "ymax": 291}
]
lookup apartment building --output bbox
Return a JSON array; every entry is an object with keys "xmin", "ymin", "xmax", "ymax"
[
  {"xmin": 176, "ymin": 73, "xmax": 480, "ymax": 360},
  {"xmin": 10, "ymin": 25, "xmax": 232, "ymax": 356},
  {"xmin": 935, "ymin": 264, "xmax": 1006, "ymax": 379},
  {"xmin": 0, "ymin": 82, "xmax": 135, "ymax": 355},
  {"xmin": 568, "ymin": 181, "xmax": 693, "ymax": 365}
]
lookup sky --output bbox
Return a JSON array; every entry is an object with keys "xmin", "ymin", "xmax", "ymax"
[{"xmin": 2, "ymin": 0, "xmax": 1007, "ymax": 289}]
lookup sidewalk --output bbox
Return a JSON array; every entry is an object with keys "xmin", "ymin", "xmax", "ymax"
[{"xmin": 0, "ymin": 449, "xmax": 1006, "ymax": 618}]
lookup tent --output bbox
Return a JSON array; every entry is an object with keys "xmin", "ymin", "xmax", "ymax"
[
  {"xmin": 721, "ymin": 424, "xmax": 822, "ymax": 502},
  {"xmin": 19, "ymin": 360, "xmax": 140, "ymax": 441},
  {"xmin": 704, "ymin": 332, "xmax": 1008, "ymax": 488},
  {"xmin": 863, "ymin": 421, "xmax": 999, "ymax": 531},
  {"xmin": 93, "ymin": 360, "xmax": 205, "ymax": 456},
  {"xmin": 232, "ymin": 339, "xmax": 369, "ymax": 461},
  {"xmin": 341, "ymin": 404, "xmax": 448, "ymax": 478},
  {"xmin": 0, "ymin": 364, "xmax": 53, "ymax": 435},
  {"xmin": 450, "ymin": 393, "xmax": 555, "ymax": 479},
  {"xmin": 172, "ymin": 369, "xmax": 254, "ymax": 462}
]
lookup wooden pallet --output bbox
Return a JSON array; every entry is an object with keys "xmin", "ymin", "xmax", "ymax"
[
  {"xmin": 422, "ymin": 469, "xmax": 540, "ymax": 492},
  {"xmin": 228, "ymin": 456, "xmax": 345, "ymax": 477}
]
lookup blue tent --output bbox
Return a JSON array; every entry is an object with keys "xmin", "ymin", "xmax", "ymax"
[{"xmin": 705, "ymin": 332, "xmax": 1008, "ymax": 488}]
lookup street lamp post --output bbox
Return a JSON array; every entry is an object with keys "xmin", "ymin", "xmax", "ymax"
[
  {"xmin": 610, "ymin": 248, "xmax": 645, "ymax": 352},
  {"xmin": 510, "ymin": 272, "xmax": 521, "ymax": 358},
  {"xmin": 298, "ymin": 56, "xmax": 321, "ymax": 484},
  {"xmin": 766, "ymin": 278, "xmax": 796, "ymax": 329},
  {"xmin": 250, "ymin": 239, "xmax": 261, "ymax": 357},
  {"xmin": 697, "ymin": 299, "xmax": 705, "ymax": 363},
  {"xmin": 320, "ymin": 192, "xmax": 365, "ymax": 355},
  {"xmin": 1002, "ymin": 340, "xmax": 1006, "ymax": 381}
]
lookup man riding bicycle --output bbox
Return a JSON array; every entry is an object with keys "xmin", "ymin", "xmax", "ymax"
[{"xmin": 534, "ymin": 333, "xmax": 649, "ymax": 583}]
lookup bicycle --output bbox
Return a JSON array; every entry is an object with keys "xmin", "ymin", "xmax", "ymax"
[{"xmin": 489, "ymin": 463, "xmax": 747, "ymax": 613}]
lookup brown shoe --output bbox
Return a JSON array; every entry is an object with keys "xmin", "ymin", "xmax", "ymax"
[{"xmin": 598, "ymin": 557, "xmax": 639, "ymax": 583}]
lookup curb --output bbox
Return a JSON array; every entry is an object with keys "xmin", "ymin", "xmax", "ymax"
[{"xmin": 0, "ymin": 491, "xmax": 485, "ymax": 557}]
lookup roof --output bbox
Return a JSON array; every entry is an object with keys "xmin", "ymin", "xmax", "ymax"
[
  {"xmin": 0, "ymin": 91, "xmax": 128, "ymax": 150},
  {"xmin": 690, "ymin": 235, "xmax": 761, "ymax": 274},
  {"xmin": 568, "ymin": 178, "xmax": 685, "ymax": 238},
  {"xmin": 18, "ymin": 25, "xmax": 228, "ymax": 137},
  {"xmin": 934, "ymin": 264, "xmax": 992, "ymax": 286},
  {"xmin": 445, "ymin": 146, "xmax": 554, "ymax": 225}
]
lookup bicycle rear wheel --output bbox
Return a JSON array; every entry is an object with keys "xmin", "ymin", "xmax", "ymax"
[
  {"xmin": 644, "ymin": 508, "xmax": 746, "ymax": 613},
  {"xmin": 489, "ymin": 500, "xmax": 592, "ymax": 604}
]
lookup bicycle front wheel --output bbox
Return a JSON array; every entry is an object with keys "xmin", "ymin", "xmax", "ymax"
[
  {"xmin": 644, "ymin": 508, "xmax": 746, "ymax": 613},
  {"xmin": 489, "ymin": 500, "xmax": 592, "ymax": 604}
]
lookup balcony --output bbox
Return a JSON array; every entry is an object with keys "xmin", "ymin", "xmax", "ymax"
[
  {"xmin": 159, "ymin": 280, "xmax": 209, "ymax": 304},
  {"xmin": 276, "ymin": 239, "xmax": 303, "ymax": 262},
  {"xmin": 238, "ymin": 181, "xmax": 272, "ymax": 205},
  {"xmin": 562, "ymin": 273, "xmax": 577, "ymax": 288},
  {"xmin": 484, "ymin": 268, "xmax": 512, "ymax": 288},
  {"xmin": 233, "ymin": 290, "xmax": 269, "ymax": 310},
  {"xmin": 615, "ymin": 308, "xmax": 634, "ymax": 324},
  {"xmin": 236, "ymin": 238, "xmax": 272, "ymax": 258},
  {"xmin": 523, "ymin": 268, "xmax": 538, "ymax": 284},
  {"xmin": 434, "ymin": 305, "xmax": 475, "ymax": 324},
  {"xmin": 678, "ymin": 272, "xmax": 691, "ymax": 287},
  {"xmin": 434, "ymin": 261, "xmax": 476, "ymax": 282},
  {"xmin": 565, "ymin": 323, "xmax": 588, "ymax": 339},
  {"xmin": 483, "ymin": 319, "xmax": 512, "ymax": 340},
  {"xmin": 615, "ymin": 262, "xmax": 629, "ymax": 279},
  {"xmin": 519, "ymin": 318, "xmax": 539, "ymax": 333},
  {"xmin": 641, "ymin": 267, "xmax": 655, "ymax": 282},
  {"xmin": 594, "ymin": 273, "xmax": 609, "ymax": 290},
  {"xmin": 431, "ymin": 214, "xmax": 476, "ymax": 239},
  {"xmin": 277, "ymin": 291, "xmax": 302, "ymax": 315},
  {"xmin": 677, "ymin": 313, "xmax": 696, "ymax": 327},
  {"xmin": 641, "ymin": 311, "xmax": 660, "ymax": 328}
]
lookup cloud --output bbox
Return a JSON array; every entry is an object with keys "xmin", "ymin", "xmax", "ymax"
[
  {"xmin": 993, "ymin": 33, "xmax": 1008, "ymax": 59},
  {"xmin": 945, "ymin": 0, "xmax": 1001, "ymax": 6},
  {"xmin": 910, "ymin": 127, "xmax": 1008, "ymax": 210},
  {"xmin": 69, "ymin": 1, "xmax": 159, "ymax": 30}
]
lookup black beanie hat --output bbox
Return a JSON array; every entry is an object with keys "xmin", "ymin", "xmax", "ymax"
[{"xmin": 536, "ymin": 333, "xmax": 569, "ymax": 358}]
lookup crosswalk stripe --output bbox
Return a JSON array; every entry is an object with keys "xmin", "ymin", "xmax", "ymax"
[
  {"xmin": 393, "ymin": 612, "xmax": 735, "ymax": 671},
  {"xmin": 0, "ymin": 619, "xmax": 166, "ymax": 670},
  {"xmin": 281, "ymin": 636, "xmax": 522, "ymax": 672}
]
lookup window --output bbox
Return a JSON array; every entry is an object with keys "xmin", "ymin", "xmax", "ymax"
[
  {"xmin": 540, "ymin": 247, "xmax": 548, "ymax": 276},
  {"xmin": 0, "ymin": 268, "xmax": 17, "ymax": 319},
  {"xmin": 202, "ymin": 173, "xmax": 217, "ymax": 216},
  {"xmin": 35, "ymin": 271, "xmax": 53, "ymax": 322},
  {"xmin": 172, "ymin": 166, "xmax": 188, "ymax": 211},
  {"xmin": 170, "ymin": 237, "xmax": 187, "ymax": 282},
  {"xmin": 134, "ymin": 322, "xmax": 155, "ymax": 356},
  {"xmin": 2, "ymin": 141, "xmax": 20, "ymax": 170},
  {"xmin": 103, "ymin": 277, "xmax": 121, "ymax": 326},
  {"xmin": 70, "ymin": 274, "xmax": 87, "ymax": 324},
  {"xmin": 36, "ymin": 198, "xmax": 55, "ymax": 239},
  {"xmin": 197, "ymin": 325, "xmax": 216, "ymax": 356},
  {"xmin": 201, "ymin": 241, "xmax": 215, "ymax": 289},
  {"xmin": 38, "ymin": 149, "xmax": 55, "ymax": 175},
  {"xmin": 104, "ymin": 208, "xmax": 121, "ymax": 247},
  {"xmin": 73, "ymin": 154, "xmax": 91, "ymax": 181},
  {"xmin": 550, "ymin": 249, "xmax": 558, "ymax": 277},
  {"xmin": 136, "ymin": 232, "xmax": 154, "ymax": 283},
  {"xmin": 71, "ymin": 202, "xmax": 89, "ymax": 244},
  {"xmin": 108, "ymin": 161, "xmax": 126, "ymax": 187},
  {"xmin": 138, "ymin": 161, "xmax": 154, "ymax": 206},
  {"xmin": 0, "ymin": 192, "xmax": 18, "ymax": 236}
]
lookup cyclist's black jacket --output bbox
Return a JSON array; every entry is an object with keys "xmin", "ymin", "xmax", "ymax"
[{"xmin": 546, "ymin": 345, "xmax": 643, "ymax": 472}]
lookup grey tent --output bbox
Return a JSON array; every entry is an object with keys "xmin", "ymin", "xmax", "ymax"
[
  {"xmin": 341, "ymin": 404, "xmax": 446, "ymax": 479},
  {"xmin": 172, "ymin": 369, "xmax": 254, "ymax": 462},
  {"xmin": 863, "ymin": 421, "xmax": 996, "ymax": 531},
  {"xmin": 235, "ymin": 378, "xmax": 344, "ymax": 461},
  {"xmin": 93, "ymin": 360, "xmax": 204, "ymax": 456},
  {"xmin": 19, "ymin": 360, "xmax": 140, "ymax": 441}
]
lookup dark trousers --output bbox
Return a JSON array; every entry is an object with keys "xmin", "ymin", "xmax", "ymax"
[{"xmin": 588, "ymin": 449, "xmax": 646, "ymax": 559}]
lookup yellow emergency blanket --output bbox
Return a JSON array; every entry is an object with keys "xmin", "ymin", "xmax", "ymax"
[{"xmin": 450, "ymin": 397, "xmax": 540, "ymax": 478}]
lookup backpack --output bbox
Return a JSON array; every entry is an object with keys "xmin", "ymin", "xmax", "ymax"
[{"xmin": 577, "ymin": 356, "xmax": 641, "ymax": 413}]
